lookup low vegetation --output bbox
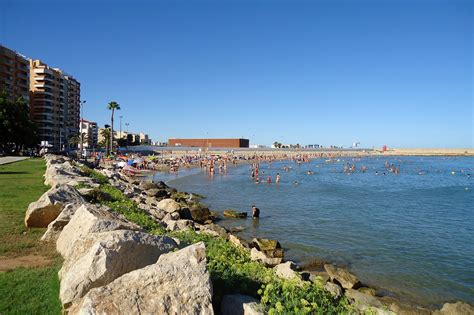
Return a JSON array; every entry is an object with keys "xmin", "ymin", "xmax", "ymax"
[
  {"xmin": 0, "ymin": 159, "xmax": 50, "ymax": 255},
  {"xmin": 0, "ymin": 159, "xmax": 62, "ymax": 314},
  {"xmin": 89, "ymin": 176, "xmax": 351, "ymax": 314},
  {"xmin": 0, "ymin": 264, "xmax": 62, "ymax": 315}
]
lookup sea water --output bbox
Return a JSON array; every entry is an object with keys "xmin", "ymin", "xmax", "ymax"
[{"xmin": 154, "ymin": 156, "xmax": 474, "ymax": 307}]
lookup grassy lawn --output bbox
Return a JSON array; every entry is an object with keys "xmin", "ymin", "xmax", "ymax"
[{"xmin": 0, "ymin": 158, "xmax": 62, "ymax": 314}]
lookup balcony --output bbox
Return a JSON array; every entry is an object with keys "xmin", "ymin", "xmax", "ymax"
[{"xmin": 34, "ymin": 68, "xmax": 53, "ymax": 75}]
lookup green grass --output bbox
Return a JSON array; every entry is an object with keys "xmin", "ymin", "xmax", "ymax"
[
  {"xmin": 0, "ymin": 159, "xmax": 50, "ymax": 255},
  {"xmin": 0, "ymin": 158, "xmax": 62, "ymax": 315},
  {"xmin": 0, "ymin": 263, "xmax": 62, "ymax": 315}
]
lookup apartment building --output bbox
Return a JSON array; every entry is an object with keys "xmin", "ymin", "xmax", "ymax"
[
  {"xmin": 0, "ymin": 45, "xmax": 29, "ymax": 102},
  {"xmin": 29, "ymin": 59, "xmax": 80, "ymax": 150},
  {"xmin": 139, "ymin": 133, "xmax": 151, "ymax": 145},
  {"xmin": 80, "ymin": 119, "xmax": 98, "ymax": 149}
]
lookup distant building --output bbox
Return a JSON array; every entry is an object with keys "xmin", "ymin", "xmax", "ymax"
[
  {"xmin": 139, "ymin": 133, "xmax": 151, "ymax": 145},
  {"xmin": 80, "ymin": 119, "xmax": 98, "ymax": 149},
  {"xmin": 168, "ymin": 138, "xmax": 249, "ymax": 148},
  {"xmin": 29, "ymin": 59, "xmax": 80, "ymax": 150},
  {"xmin": 0, "ymin": 45, "xmax": 29, "ymax": 102}
]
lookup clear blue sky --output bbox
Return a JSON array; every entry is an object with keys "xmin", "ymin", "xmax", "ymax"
[{"xmin": 1, "ymin": 0, "xmax": 472, "ymax": 148}]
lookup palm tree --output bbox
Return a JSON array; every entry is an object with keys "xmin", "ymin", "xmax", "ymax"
[
  {"xmin": 69, "ymin": 135, "xmax": 80, "ymax": 147},
  {"xmin": 107, "ymin": 101, "xmax": 120, "ymax": 155},
  {"xmin": 100, "ymin": 128, "xmax": 111, "ymax": 155}
]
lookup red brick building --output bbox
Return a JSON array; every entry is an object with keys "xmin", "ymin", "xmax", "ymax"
[{"xmin": 168, "ymin": 138, "xmax": 249, "ymax": 148}]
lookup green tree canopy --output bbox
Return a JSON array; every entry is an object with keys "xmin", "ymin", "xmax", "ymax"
[{"xmin": 0, "ymin": 92, "xmax": 38, "ymax": 153}]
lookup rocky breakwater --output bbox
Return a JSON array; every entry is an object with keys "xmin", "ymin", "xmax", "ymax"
[
  {"xmin": 24, "ymin": 154, "xmax": 474, "ymax": 315},
  {"xmin": 25, "ymin": 155, "xmax": 214, "ymax": 314}
]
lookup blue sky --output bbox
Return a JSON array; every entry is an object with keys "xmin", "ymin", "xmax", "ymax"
[{"xmin": 1, "ymin": 0, "xmax": 472, "ymax": 148}]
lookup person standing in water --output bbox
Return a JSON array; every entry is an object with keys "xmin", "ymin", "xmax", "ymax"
[
  {"xmin": 276, "ymin": 173, "xmax": 281, "ymax": 183},
  {"xmin": 252, "ymin": 205, "xmax": 260, "ymax": 219}
]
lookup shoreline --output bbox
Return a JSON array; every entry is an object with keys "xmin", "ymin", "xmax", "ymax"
[
  {"xmin": 155, "ymin": 157, "xmax": 473, "ymax": 310},
  {"xmin": 128, "ymin": 146, "xmax": 474, "ymax": 157},
  {"xmin": 24, "ymin": 154, "xmax": 473, "ymax": 314}
]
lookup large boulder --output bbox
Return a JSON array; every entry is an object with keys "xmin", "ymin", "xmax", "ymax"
[
  {"xmin": 201, "ymin": 223, "xmax": 229, "ymax": 238},
  {"xmin": 389, "ymin": 302, "xmax": 432, "ymax": 315},
  {"xmin": 56, "ymin": 204, "xmax": 140, "ymax": 258},
  {"xmin": 41, "ymin": 203, "xmax": 79, "ymax": 242},
  {"xmin": 324, "ymin": 264, "xmax": 361, "ymax": 289},
  {"xmin": 188, "ymin": 204, "xmax": 212, "ymax": 223},
  {"xmin": 324, "ymin": 282, "xmax": 343, "ymax": 299},
  {"xmin": 59, "ymin": 230, "xmax": 178, "ymax": 306},
  {"xmin": 44, "ymin": 162, "xmax": 84, "ymax": 187},
  {"xmin": 434, "ymin": 302, "xmax": 474, "ymax": 315},
  {"xmin": 70, "ymin": 242, "xmax": 213, "ymax": 315},
  {"xmin": 223, "ymin": 210, "xmax": 248, "ymax": 218},
  {"xmin": 139, "ymin": 181, "xmax": 168, "ymax": 191},
  {"xmin": 252, "ymin": 238, "xmax": 284, "ymax": 258},
  {"xmin": 229, "ymin": 234, "xmax": 250, "ymax": 249},
  {"xmin": 221, "ymin": 294, "xmax": 263, "ymax": 315},
  {"xmin": 165, "ymin": 219, "xmax": 195, "ymax": 231},
  {"xmin": 156, "ymin": 198, "xmax": 182, "ymax": 213},
  {"xmin": 345, "ymin": 289, "xmax": 386, "ymax": 313},
  {"xmin": 274, "ymin": 261, "xmax": 298, "ymax": 280},
  {"xmin": 25, "ymin": 185, "xmax": 85, "ymax": 228},
  {"xmin": 250, "ymin": 248, "xmax": 282, "ymax": 267}
]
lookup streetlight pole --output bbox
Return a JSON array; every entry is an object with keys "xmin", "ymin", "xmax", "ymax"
[
  {"xmin": 79, "ymin": 100, "xmax": 86, "ymax": 159},
  {"xmin": 125, "ymin": 123, "xmax": 129, "ymax": 149},
  {"xmin": 119, "ymin": 115, "xmax": 123, "ymax": 152},
  {"xmin": 119, "ymin": 116, "xmax": 123, "ymax": 141}
]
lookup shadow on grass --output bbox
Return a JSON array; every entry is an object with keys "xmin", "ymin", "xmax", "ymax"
[{"xmin": 0, "ymin": 171, "xmax": 29, "ymax": 175}]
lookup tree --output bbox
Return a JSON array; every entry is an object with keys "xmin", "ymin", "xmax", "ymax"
[
  {"xmin": 69, "ymin": 133, "xmax": 88, "ymax": 149},
  {"xmin": 0, "ymin": 92, "xmax": 38, "ymax": 153},
  {"xmin": 107, "ymin": 101, "xmax": 120, "ymax": 155},
  {"xmin": 100, "ymin": 128, "xmax": 111, "ymax": 154}
]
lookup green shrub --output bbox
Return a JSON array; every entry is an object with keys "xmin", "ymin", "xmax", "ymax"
[
  {"xmin": 88, "ymin": 183, "xmax": 161, "ymax": 232},
  {"xmin": 74, "ymin": 182, "xmax": 92, "ymax": 190},
  {"xmin": 259, "ymin": 278, "xmax": 350, "ymax": 315},
  {"xmin": 79, "ymin": 166, "xmax": 108, "ymax": 185}
]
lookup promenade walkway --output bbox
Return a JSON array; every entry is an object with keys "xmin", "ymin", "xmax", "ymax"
[{"xmin": 0, "ymin": 156, "xmax": 29, "ymax": 165}]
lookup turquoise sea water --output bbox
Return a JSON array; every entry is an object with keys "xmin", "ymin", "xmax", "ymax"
[{"xmin": 155, "ymin": 156, "xmax": 474, "ymax": 307}]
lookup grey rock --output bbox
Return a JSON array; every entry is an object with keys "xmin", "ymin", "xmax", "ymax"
[
  {"xmin": 59, "ymin": 230, "xmax": 178, "ymax": 306},
  {"xmin": 434, "ymin": 302, "xmax": 474, "ymax": 315},
  {"xmin": 221, "ymin": 294, "xmax": 263, "ymax": 315},
  {"xmin": 250, "ymin": 248, "xmax": 282, "ymax": 267},
  {"xmin": 274, "ymin": 261, "xmax": 298, "ymax": 280},
  {"xmin": 56, "ymin": 203, "xmax": 140, "ymax": 258},
  {"xmin": 324, "ymin": 282, "xmax": 343, "ymax": 299},
  {"xmin": 70, "ymin": 242, "xmax": 213, "ymax": 315},
  {"xmin": 324, "ymin": 264, "xmax": 361, "ymax": 289},
  {"xmin": 25, "ymin": 185, "xmax": 85, "ymax": 228}
]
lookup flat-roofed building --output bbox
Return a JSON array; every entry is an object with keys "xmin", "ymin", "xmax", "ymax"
[
  {"xmin": 168, "ymin": 138, "xmax": 249, "ymax": 148},
  {"xmin": 0, "ymin": 45, "xmax": 29, "ymax": 102},
  {"xmin": 30, "ymin": 59, "xmax": 80, "ymax": 150},
  {"xmin": 80, "ymin": 119, "xmax": 98, "ymax": 149}
]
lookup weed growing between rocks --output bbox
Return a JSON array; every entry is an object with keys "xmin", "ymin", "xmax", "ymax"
[
  {"xmin": 160, "ymin": 228, "xmax": 351, "ymax": 314},
  {"xmin": 79, "ymin": 166, "xmax": 108, "ymax": 185},
  {"xmin": 87, "ymin": 181, "xmax": 165, "ymax": 233}
]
